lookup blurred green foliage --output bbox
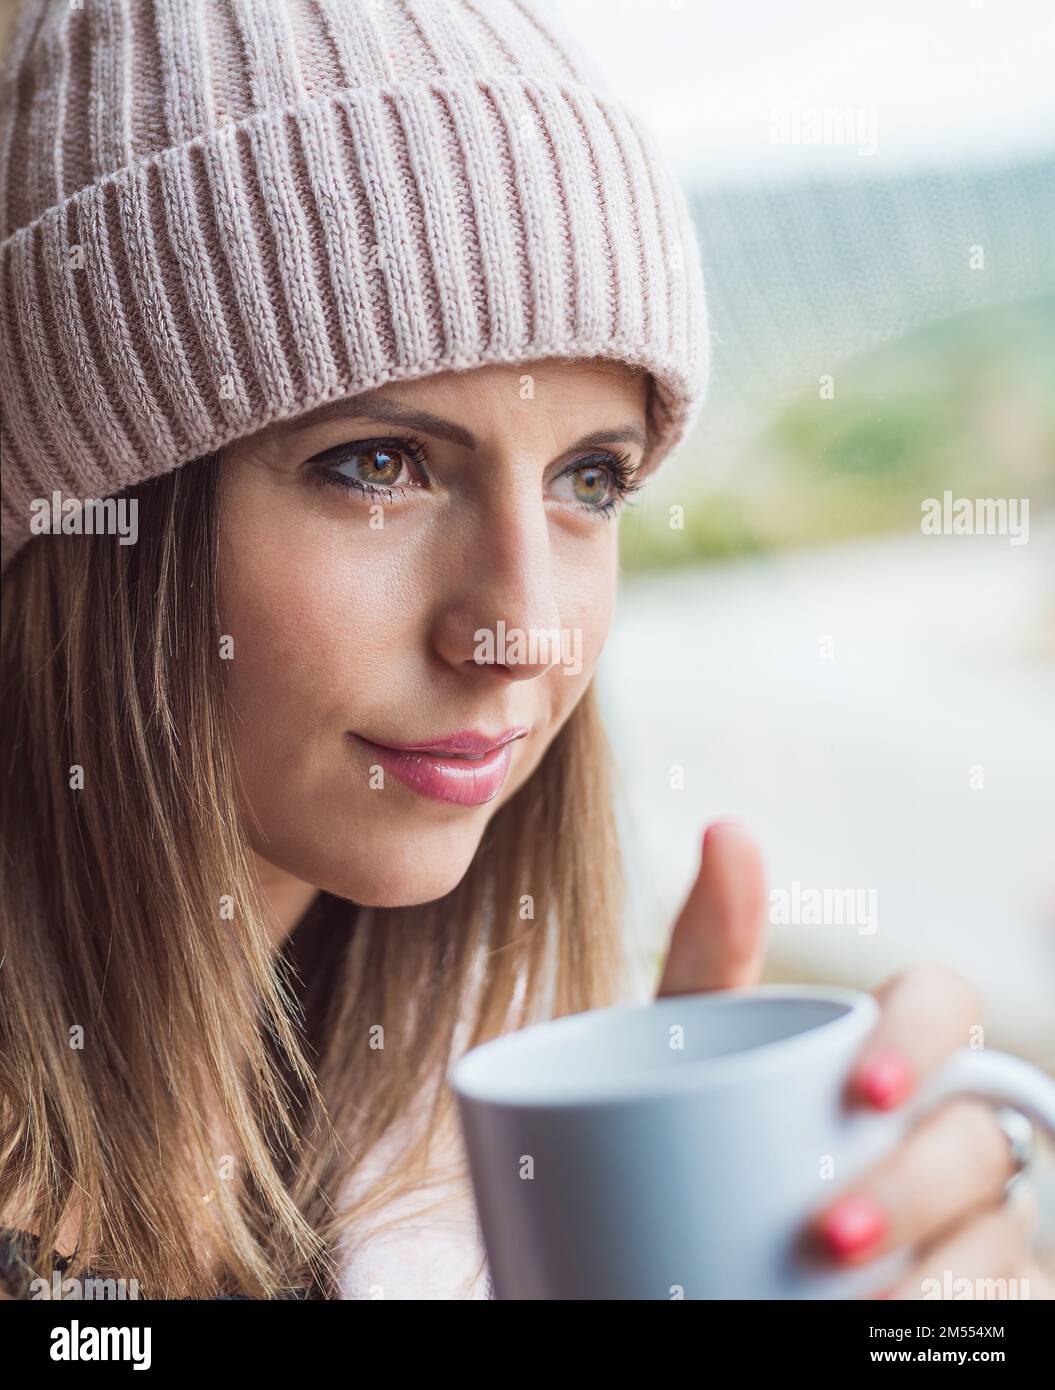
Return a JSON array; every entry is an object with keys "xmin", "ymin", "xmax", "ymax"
[{"xmin": 620, "ymin": 296, "xmax": 1055, "ymax": 570}]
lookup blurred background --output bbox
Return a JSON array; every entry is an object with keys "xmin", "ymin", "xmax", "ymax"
[{"xmin": 556, "ymin": 0, "xmax": 1055, "ymax": 1270}]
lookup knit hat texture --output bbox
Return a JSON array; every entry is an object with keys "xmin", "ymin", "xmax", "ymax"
[{"xmin": 0, "ymin": 0, "xmax": 708, "ymax": 569}]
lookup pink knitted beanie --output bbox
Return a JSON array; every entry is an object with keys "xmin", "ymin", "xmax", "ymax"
[{"xmin": 0, "ymin": 0, "xmax": 708, "ymax": 570}]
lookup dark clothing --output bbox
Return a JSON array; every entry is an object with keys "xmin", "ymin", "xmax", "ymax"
[{"xmin": 0, "ymin": 1225, "xmax": 309, "ymax": 1300}]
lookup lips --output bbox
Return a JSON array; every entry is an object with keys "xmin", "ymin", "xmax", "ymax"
[
  {"xmin": 352, "ymin": 727, "xmax": 527, "ymax": 807},
  {"xmin": 373, "ymin": 729, "xmax": 526, "ymax": 757}
]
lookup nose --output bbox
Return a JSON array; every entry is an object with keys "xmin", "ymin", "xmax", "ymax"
[{"xmin": 431, "ymin": 488, "xmax": 564, "ymax": 683}]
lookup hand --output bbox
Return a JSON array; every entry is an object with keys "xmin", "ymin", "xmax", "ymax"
[{"xmin": 656, "ymin": 820, "xmax": 1054, "ymax": 1300}]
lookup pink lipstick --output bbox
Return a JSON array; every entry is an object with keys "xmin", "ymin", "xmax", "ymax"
[{"xmin": 352, "ymin": 728, "xmax": 527, "ymax": 806}]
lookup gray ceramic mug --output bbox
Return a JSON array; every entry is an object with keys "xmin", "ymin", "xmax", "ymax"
[{"xmin": 449, "ymin": 984, "xmax": 1055, "ymax": 1299}]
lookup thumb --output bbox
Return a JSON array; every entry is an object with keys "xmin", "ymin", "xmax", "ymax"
[{"xmin": 655, "ymin": 821, "xmax": 769, "ymax": 997}]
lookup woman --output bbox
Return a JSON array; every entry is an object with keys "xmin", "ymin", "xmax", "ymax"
[{"xmin": 0, "ymin": 0, "xmax": 1047, "ymax": 1300}]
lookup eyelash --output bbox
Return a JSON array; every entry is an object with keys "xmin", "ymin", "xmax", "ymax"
[{"xmin": 307, "ymin": 432, "xmax": 644, "ymax": 519}]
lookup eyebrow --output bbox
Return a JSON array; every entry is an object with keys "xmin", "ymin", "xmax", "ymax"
[{"xmin": 265, "ymin": 390, "xmax": 648, "ymax": 455}]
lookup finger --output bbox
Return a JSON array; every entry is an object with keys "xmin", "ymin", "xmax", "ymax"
[
  {"xmin": 849, "ymin": 964, "xmax": 984, "ymax": 1110},
  {"xmin": 879, "ymin": 1182, "xmax": 1040, "ymax": 1300},
  {"xmin": 655, "ymin": 821, "xmax": 768, "ymax": 997},
  {"xmin": 813, "ymin": 1099, "xmax": 1023, "ymax": 1264}
]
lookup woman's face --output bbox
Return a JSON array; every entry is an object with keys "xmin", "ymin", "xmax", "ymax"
[{"xmin": 218, "ymin": 357, "xmax": 650, "ymax": 908}]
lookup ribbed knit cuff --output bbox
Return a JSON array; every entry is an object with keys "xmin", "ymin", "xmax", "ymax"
[{"xmin": 0, "ymin": 75, "xmax": 707, "ymax": 569}]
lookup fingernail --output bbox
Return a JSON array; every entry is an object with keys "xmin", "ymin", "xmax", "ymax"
[
  {"xmin": 819, "ymin": 1195, "xmax": 887, "ymax": 1260},
  {"xmin": 857, "ymin": 1050, "xmax": 915, "ymax": 1110}
]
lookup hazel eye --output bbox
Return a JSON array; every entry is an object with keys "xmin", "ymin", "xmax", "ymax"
[
  {"xmin": 550, "ymin": 450, "xmax": 641, "ymax": 518},
  {"xmin": 306, "ymin": 434, "xmax": 431, "ymax": 503},
  {"xmin": 338, "ymin": 446, "xmax": 409, "ymax": 488},
  {"xmin": 568, "ymin": 463, "xmax": 613, "ymax": 508}
]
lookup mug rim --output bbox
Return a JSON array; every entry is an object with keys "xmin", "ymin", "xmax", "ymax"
[{"xmin": 448, "ymin": 984, "xmax": 879, "ymax": 1109}]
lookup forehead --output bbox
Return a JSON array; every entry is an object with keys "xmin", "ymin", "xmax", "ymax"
[{"xmin": 250, "ymin": 358, "xmax": 651, "ymax": 452}]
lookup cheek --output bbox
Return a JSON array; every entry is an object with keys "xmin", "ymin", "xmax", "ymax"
[
  {"xmin": 554, "ymin": 527, "xmax": 619, "ymax": 669},
  {"xmin": 217, "ymin": 478, "xmax": 419, "ymax": 767},
  {"xmin": 523, "ymin": 532, "xmax": 617, "ymax": 743}
]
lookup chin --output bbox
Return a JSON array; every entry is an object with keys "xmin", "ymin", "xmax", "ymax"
[
  {"xmin": 317, "ymin": 833, "xmax": 484, "ymax": 910},
  {"xmin": 326, "ymin": 871, "xmax": 471, "ymax": 910}
]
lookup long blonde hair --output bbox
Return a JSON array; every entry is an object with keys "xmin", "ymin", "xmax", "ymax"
[{"xmin": 0, "ymin": 451, "xmax": 631, "ymax": 1298}]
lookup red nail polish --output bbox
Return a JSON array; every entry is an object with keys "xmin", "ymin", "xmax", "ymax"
[
  {"xmin": 858, "ymin": 1050, "xmax": 915, "ymax": 1109},
  {"xmin": 820, "ymin": 1195, "xmax": 887, "ymax": 1260}
]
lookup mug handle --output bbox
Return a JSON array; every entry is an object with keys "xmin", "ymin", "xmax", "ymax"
[{"xmin": 904, "ymin": 1046, "xmax": 1055, "ymax": 1140}]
